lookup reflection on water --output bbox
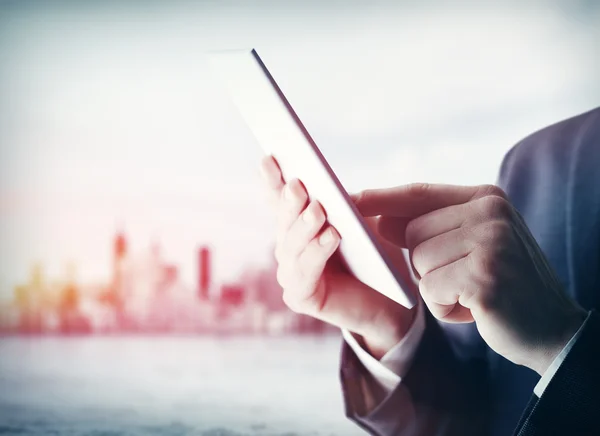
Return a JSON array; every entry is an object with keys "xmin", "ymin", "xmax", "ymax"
[{"xmin": 0, "ymin": 335, "xmax": 363, "ymax": 435}]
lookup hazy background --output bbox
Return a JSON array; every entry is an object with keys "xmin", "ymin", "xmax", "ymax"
[
  {"xmin": 1, "ymin": 0, "xmax": 598, "ymax": 298},
  {"xmin": 0, "ymin": 1, "xmax": 599, "ymax": 435}
]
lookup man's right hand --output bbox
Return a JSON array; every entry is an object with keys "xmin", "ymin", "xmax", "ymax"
[{"xmin": 259, "ymin": 155, "xmax": 418, "ymax": 359}]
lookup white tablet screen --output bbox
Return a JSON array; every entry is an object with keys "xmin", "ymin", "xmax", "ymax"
[{"xmin": 209, "ymin": 49, "xmax": 416, "ymax": 309}]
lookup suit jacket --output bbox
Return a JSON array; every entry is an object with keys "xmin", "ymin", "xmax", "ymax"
[{"xmin": 340, "ymin": 106, "xmax": 600, "ymax": 436}]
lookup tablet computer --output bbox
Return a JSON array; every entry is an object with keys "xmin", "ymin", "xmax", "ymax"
[{"xmin": 209, "ymin": 48, "xmax": 416, "ymax": 309}]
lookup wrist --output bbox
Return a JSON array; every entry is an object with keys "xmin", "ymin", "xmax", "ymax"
[
  {"xmin": 529, "ymin": 308, "xmax": 588, "ymax": 376},
  {"xmin": 359, "ymin": 301, "xmax": 418, "ymax": 360}
]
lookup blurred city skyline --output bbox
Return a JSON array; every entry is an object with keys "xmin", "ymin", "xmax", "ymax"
[
  {"xmin": 1, "ymin": 0, "xmax": 599, "ymax": 301},
  {"xmin": 1, "ymin": 227, "xmax": 333, "ymax": 336}
]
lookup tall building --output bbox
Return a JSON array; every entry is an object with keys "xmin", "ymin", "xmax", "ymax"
[
  {"xmin": 111, "ymin": 230, "xmax": 128, "ymax": 314},
  {"xmin": 113, "ymin": 231, "xmax": 127, "ymax": 285},
  {"xmin": 197, "ymin": 246, "xmax": 211, "ymax": 300}
]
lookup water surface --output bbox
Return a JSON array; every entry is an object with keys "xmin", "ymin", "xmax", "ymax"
[{"xmin": 0, "ymin": 335, "xmax": 363, "ymax": 435}]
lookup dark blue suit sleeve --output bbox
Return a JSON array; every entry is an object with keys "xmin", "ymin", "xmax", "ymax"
[
  {"xmin": 514, "ymin": 310, "xmax": 600, "ymax": 436},
  {"xmin": 340, "ymin": 309, "xmax": 490, "ymax": 435}
]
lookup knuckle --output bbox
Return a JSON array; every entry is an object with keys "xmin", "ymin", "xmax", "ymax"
[
  {"xmin": 405, "ymin": 218, "xmax": 420, "ymax": 249},
  {"xmin": 487, "ymin": 220, "xmax": 512, "ymax": 244},
  {"xmin": 456, "ymin": 282, "xmax": 476, "ymax": 308},
  {"xmin": 469, "ymin": 250, "xmax": 500, "ymax": 288},
  {"xmin": 476, "ymin": 184, "xmax": 507, "ymax": 200},
  {"xmin": 418, "ymin": 273, "xmax": 434, "ymax": 300},
  {"xmin": 430, "ymin": 304, "xmax": 455, "ymax": 321},
  {"xmin": 479, "ymin": 194, "xmax": 511, "ymax": 218},
  {"xmin": 411, "ymin": 243, "xmax": 427, "ymax": 275},
  {"xmin": 474, "ymin": 220, "xmax": 512, "ymax": 251},
  {"xmin": 283, "ymin": 179, "xmax": 307, "ymax": 205},
  {"xmin": 310, "ymin": 201, "xmax": 327, "ymax": 225},
  {"xmin": 406, "ymin": 182, "xmax": 431, "ymax": 198},
  {"xmin": 353, "ymin": 189, "xmax": 372, "ymax": 208}
]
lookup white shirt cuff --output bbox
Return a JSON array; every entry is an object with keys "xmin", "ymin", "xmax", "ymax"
[
  {"xmin": 342, "ymin": 298, "xmax": 426, "ymax": 393},
  {"xmin": 533, "ymin": 311, "xmax": 592, "ymax": 397}
]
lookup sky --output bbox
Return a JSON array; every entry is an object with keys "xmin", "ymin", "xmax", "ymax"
[{"xmin": 0, "ymin": 0, "xmax": 599, "ymax": 300}]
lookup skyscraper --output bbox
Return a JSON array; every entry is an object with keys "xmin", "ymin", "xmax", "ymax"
[
  {"xmin": 197, "ymin": 246, "xmax": 211, "ymax": 300},
  {"xmin": 113, "ymin": 231, "xmax": 127, "ymax": 290},
  {"xmin": 107, "ymin": 230, "xmax": 129, "ymax": 324}
]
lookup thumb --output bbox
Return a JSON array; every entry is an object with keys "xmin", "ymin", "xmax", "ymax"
[{"xmin": 353, "ymin": 183, "xmax": 482, "ymax": 218}]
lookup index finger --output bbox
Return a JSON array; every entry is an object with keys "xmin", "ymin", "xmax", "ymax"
[{"xmin": 353, "ymin": 183, "xmax": 492, "ymax": 218}]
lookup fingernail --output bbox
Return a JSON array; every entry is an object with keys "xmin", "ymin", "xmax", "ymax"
[
  {"xmin": 302, "ymin": 206, "xmax": 315, "ymax": 223},
  {"xmin": 319, "ymin": 228, "xmax": 336, "ymax": 246}
]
